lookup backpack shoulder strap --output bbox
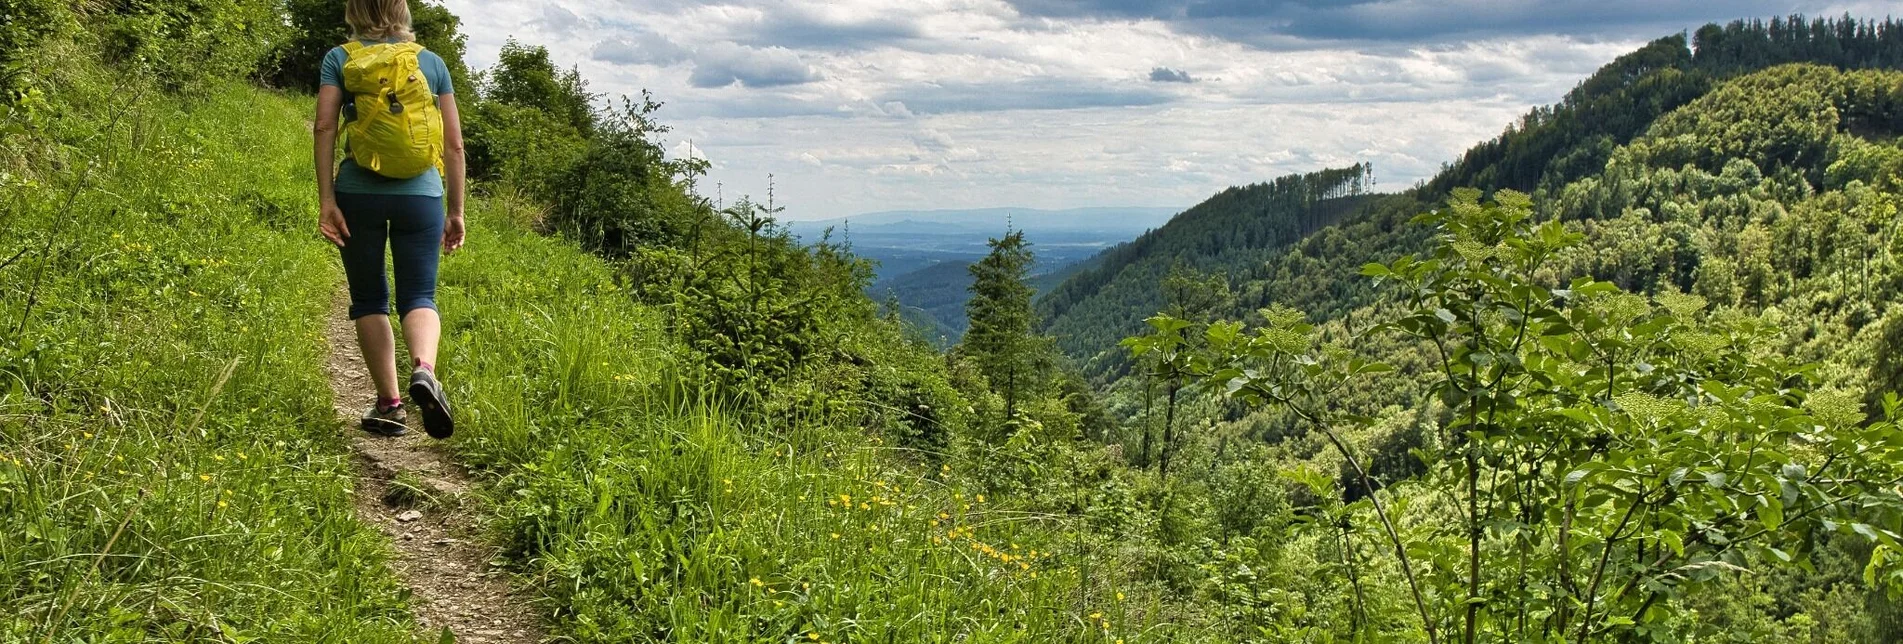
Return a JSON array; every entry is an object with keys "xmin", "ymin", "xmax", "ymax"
[{"xmin": 341, "ymin": 41, "xmax": 365, "ymax": 54}]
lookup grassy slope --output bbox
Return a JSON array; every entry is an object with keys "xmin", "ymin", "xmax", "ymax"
[
  {"xmin": 437, "ymin": 202, "xmax": 1194, "ymax": 641},
  {"xmin": 0, "ymin": 48, "xmax": 414, "ymax": 640}
]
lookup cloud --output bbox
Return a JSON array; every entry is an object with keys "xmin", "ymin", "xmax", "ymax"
[
  {"xmin": 591, "ymin": 31, "xmax": 690, "ymax": 65},
  {"xmin": 913, "ymin": 128, "xmax": 956, "ymax": 152},
  {"xmin": 888, "ymin": 79, "xmax": 1174, "ymax": 114},
  {"xmin": 880, "ymin": 101, "xmax": 914, "ymax": 118},
  {"xmin": 533, "ymin": 4, "xmax": 585, "ymax": 33},
  {"xmin": 1005, "ymin": 0, "xmax": 1848, "ymax": 46},
  {"xmin": 688, "ymin": 43, "xmax": 824, "ymax": 88},
  {"xmin": 1148, "ymin": 66, "xmax": 1194, "ymax": 82},
  {"xmin": 734, "ymin": 8, "xmax": 923, "ymax": 50}
]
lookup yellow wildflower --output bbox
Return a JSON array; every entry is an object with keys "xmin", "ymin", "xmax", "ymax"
[{"xmin": 750, "ymin": 577, "xmax": 764, "ymax": 587}]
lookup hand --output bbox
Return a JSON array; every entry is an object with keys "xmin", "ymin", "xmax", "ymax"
[
  {"xmin": 443, "ymin": 212, "xmax": 465, "ymax": 253},
  {"xmin": 319, "ymin": 202, "xmax": 349, "ymax": 247}
]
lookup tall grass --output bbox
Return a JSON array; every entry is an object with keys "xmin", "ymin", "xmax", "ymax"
[
  {"xmin": 436, "ymin": 200, "xmax": 1200, "ymax": 642},
  {"xmin": 0, "ymin": 43, "xmax": 415, "ymax": 640}
]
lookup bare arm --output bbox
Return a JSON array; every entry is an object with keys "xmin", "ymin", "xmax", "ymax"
[
  {"xmin": 439, "ymin": 92, "xmax": 466, "ymax": 252},
  {"xmin": 315, "ymin": 84, "xmax": 348, "ymax": 247}
]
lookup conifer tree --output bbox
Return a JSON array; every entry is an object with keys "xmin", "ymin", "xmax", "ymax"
[{"xmin": 961, "ymin": 230, "xmax": 1046, "ymax": 424}]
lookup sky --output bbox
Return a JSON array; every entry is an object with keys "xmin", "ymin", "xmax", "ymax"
[{"xmin": 439, "ymin": 0, "xmax": 1892, "ymax": 221}]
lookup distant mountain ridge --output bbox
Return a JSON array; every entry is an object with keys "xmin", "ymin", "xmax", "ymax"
[
  {"xmin": 787, "ymin": 206, "xmax": 1184, "ymax": 343},
  {"xmin": 790, "ymin": 207, "xmax": 1180, "ymax": 235}
]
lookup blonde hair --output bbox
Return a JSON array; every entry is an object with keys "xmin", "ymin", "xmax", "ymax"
[{"xmin": 345, "ymin": 0, "xmax": 415, "ymax": 42}]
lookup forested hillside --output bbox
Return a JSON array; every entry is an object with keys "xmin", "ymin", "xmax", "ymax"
[
  {"xmin": 1037, "ymin": 164, "xmax": 1377, "ymax": 377},
  {"xmin": 9, "ymin": 2, "xmax": 1903, "ymax": 642}
]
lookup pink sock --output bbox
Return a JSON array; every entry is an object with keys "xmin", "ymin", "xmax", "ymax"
[
  {"xmin": 378, "ymin": 397, "xmax": 402, "ymax": 410},
  {"xmin": 415, "ymin": 359, "xmax": 434, "ymax": 372}
]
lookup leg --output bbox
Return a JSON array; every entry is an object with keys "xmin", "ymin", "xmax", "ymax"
[
  {"xmin": 401, "ymin": 308, "xmax": 439, "ymax": 368},
  {"xmin": 335, "ymin": 193, "xmax": 400, "ymax": 401},
  {"xmin": 355, "ymin": 315, "xmax": 401, "ymax": 400},
  {"xmin": 387, "ymin": 194, "xmax": 445, "ymax": 368},
  {"xmin": 389, "ymin": 194, "xmax": 454, "ymax": 439}
]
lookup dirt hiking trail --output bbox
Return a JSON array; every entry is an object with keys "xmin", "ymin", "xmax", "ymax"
[{"xmin": 324, "ymin": 293, "xmax": 544, "ymax": 643}]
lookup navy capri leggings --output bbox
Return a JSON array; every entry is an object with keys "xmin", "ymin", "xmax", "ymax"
[{"xmin": 336, "ymin": 192, "xmax": 443, "ymax": 320}]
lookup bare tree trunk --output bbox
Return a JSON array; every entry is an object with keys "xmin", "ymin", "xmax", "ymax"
[{"xmin": 1159, "ymin": 380, "xmax": 1179, "ymax": 480}]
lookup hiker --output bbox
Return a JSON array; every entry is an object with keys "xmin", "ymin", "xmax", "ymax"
[{"xmin": 313, "ymin": 0, "xmax": 464, "ymax": 439}]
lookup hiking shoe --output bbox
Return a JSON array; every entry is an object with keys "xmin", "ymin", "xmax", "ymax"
[
  {"xmin": 362, "ymin": 402, "xmax": 408, "ymax": 437},
  {"xmin": 408, "ymin": 368, "xmax": 454, "ymax": 439}
]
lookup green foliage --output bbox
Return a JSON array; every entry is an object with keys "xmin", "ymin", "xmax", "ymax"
[
  {"xmin": 632, "ymin": 197, "xmax": 871, "ymax": 392},
  {"xmin": 483, "ymin": 39, "xmax": 597, "ymax": 136},
  {"xmin": 461, "ymin": 97, "xmax": 586, "ymax": 188},
  {"xmin": 1154, "ymin": 190, "xmax": 1903, "ymax": 642},
  {"xmin": 0, "ymin": 0, "xmax": 67, "ymax": 97},
  {"xmin": 88, "ymin": 0, "xmax": 290, "ymax": 91},
  {"xmin": 546, "ymin": 95, "xmax": 710, "ymax": 255}
]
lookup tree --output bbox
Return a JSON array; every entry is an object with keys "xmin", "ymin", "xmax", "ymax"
[
  {"xmin": 483, "ymin": 39, "xmax": 596, "ymax": 136},
  {"xmin": 961, "ymin": 231, "xmax": 1049, "ymax": 427}
]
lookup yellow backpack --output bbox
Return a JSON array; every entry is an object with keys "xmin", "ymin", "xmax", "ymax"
[{"xmin": 339, "ymin": 41, "xmax": 443, "ymax": 179}]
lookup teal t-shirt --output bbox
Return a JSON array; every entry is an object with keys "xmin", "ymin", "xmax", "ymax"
[{"xmin": 321, "ymin": 41, "xmax": 454, "ymax": 197}]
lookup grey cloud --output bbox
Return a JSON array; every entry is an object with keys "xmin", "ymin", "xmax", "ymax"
[
  {"xmin": 1007, "ymin": 0, "xmax": 1833, "ymax": 46},
  {"xmin": 887, "ymin": 79, "xmax": 1174, "ymax": 114},
  {"xmin": 880, "ymin": 101, "xmax": 914, "ymax": 118},
  {"xmin": 592, "ymin": 30, "xmax": 690, "ymax": 65},
  {"xmin": 534, "ymin": 4, "xmax": 585, "ymax": 32},
  {"xmin": 914, "ymin": 129, "xmax": 956, "ymax": 152},
  {"xmin": 688, "ymin": 43, "xmax": 823, "ymax": 88},
  {"xmin": 1149, "ymin": 67, "xmax": 1195, "ymax": 82},
  {"xmin": 735, "ymin": 10, "xmax": 923, "ymax": 51}
]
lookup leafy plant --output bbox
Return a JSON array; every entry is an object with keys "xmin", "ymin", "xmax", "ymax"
[{"xmin": 1139, "ymin": 189, "xmax": 1903, "ymax": 642}]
